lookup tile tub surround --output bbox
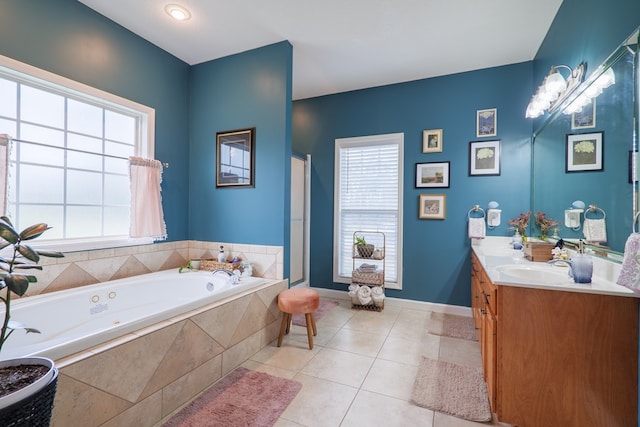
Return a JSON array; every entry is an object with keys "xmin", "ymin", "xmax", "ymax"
[
  {"xmin": 28, "ymin": 240, "xmax": 283, "ymax": 296},
  {"xmin": 50, "ymin": 278, "xmax": 287, "ymax": 427}
]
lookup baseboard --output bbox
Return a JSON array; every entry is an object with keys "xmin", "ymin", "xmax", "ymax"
[{"xmin": 311, "ymin": 287, "xmax": 472, "ymax": 317}]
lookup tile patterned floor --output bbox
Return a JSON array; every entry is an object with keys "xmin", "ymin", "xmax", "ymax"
[{"xmin": 237, "ymin": 298, "xmax": 511, "ymax": 427}]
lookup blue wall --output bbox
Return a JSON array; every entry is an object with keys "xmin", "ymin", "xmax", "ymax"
[
  {"xmin": 292, "ymin": 63, "xmax": 533, "ymax": 306},
  {"xmin": 0, "ymin": 0, "xmax": 191, "ymax": 241},
  {"xmin": 534, "ymin": 0, "xmax": 640, "ymax": 89},
  {"xmin": 188, "ymin": 41, "xmax": 293, "ymax": 253}
]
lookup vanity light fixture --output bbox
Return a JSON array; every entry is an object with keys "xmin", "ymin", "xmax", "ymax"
[
  {"xmin": 525, "ymin": 63, "xmax": 586, "ymax": 119},
  {"xmin": 164, "ymin": 4, "xmax": 192, "ymax": 21},
  {"xmin": 563, "ymin": 68, "xmax": 615, "ymax": 115}
]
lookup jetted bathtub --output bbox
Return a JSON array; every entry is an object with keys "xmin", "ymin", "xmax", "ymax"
[{"xmin": 0, "ymin": 269, "xmax": 268, "ymax": 361}]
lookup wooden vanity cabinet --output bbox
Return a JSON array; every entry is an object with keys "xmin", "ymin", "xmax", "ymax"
[
  {"xmin": 471, "ymin": 251, "xmax": 497, "ymax": 411},
  {"xmin": 471, "ymin": 251, "xmax": 639, "ymax": 426}
]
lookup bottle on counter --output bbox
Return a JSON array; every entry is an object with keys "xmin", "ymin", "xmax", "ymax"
[{"xmin": 218, "ymin": 245, "xmax": 227, "ymax": 263}]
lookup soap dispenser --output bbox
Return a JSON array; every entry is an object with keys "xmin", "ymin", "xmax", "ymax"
[
  {"xmin": 568, "ymin": 240, "xmax": 593, "ymax": 283},
  {"xmin": 218, "ymin": 245, "xmax": 227, "ymax": 263}
]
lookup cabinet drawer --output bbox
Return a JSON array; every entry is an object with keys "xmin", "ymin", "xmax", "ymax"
[{"xmin": 479, "ymin": 270, "xmax": 497, "ymax": 315}]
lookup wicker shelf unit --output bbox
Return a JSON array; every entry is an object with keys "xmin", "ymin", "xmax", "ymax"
[{"xmin": 350, "ymin": 231, "xmax": 385, "ymax": 311}]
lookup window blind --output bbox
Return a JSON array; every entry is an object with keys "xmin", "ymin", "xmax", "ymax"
[{"xmin": 334, "ymin": 134, "xmax": 403, "ymax": 287}]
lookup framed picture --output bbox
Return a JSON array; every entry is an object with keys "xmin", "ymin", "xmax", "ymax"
[
  {"xmin": 422, "ymin": 129, "xmax": 443, "ymax": 153},
  {"xmin": 419, "ymin": 194, "xmax": 446, "ymax": 219},
  {"xmin": 566, "ymin": 132, "xmax": 603, "ymax": 173},
  {"xmin": 216, "ymin": 127, "xmax": 255, "ymax": 188},
  {"xmin": 415, "ymin": 161, "xmax": 450, "ymax": 188},
  {"xmin": 476, "ymin": 108, "xmax": 497, "ymax": 137},
  {"xmin": 572, "ymin": 99, "xmax": 596, "ymax": 129},
  {"xmin": 469, "ymin": 140, "xmax": 501, "ymax": 176}
]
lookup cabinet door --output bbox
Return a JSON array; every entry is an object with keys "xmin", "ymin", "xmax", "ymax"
[{"xmin": 483, "ymin": 310, "xmax": 497, "ymax": 413}]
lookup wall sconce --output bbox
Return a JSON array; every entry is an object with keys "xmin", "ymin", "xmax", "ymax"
[
  {"xmin": 564, "ymin": 200, "xmax": 585, "ymax": 231},
  {"xmin": 525, "ymin": 63, "xmax": 586, "ymax": 118},
  {"xmin": 487, "ymin": 201, "xmax": 501, "ymax": 229}
]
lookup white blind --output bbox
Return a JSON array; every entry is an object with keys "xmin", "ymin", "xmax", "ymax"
[{"xmin": 334, "ymin": 134, "xmax": 403, "ymax": 287}]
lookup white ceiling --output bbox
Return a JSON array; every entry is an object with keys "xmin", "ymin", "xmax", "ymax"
[{"xmin": 79, "ymin": 0, "xmax": 563, "ymax": 100}]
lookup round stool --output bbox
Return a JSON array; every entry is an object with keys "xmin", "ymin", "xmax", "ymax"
[{"xmin": 277, "ymin": 287, "xmax": 320, "ymax": 349}]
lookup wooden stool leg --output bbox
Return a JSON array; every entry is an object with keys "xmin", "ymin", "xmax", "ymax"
[
  {"xmin": 305, "ymin": 313, "xmax": 314, "ymax": 349},
  {"xmin": 277, "ymin": 313, "xmax": 288, "ymax": 347},
  {"xmin": 285, "ymin": 313, "xmax": 292, "ymax": 334},
  {"xmin": 310, "ymin": 313, "xmax": 317, "ymax": 336}
]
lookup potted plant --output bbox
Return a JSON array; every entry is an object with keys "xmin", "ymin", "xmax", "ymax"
[
  {"xmin": 355, "ymin": 235, "xmax": 374, "ymax": 258},
  {"xmin": 0, "ymin": 218, "xmax": 63, "ymax": 424}
]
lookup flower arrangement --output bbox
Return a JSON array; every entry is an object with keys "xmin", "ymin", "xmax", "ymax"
[
  {"xmin": 508, "ymin": 211, "xmax": 531, "ymax": 237},
  {"xmin": 534, "ymin": 211, "xmax": 561, "ymax": 238}
]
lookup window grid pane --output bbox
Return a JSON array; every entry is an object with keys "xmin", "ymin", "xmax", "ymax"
[{"xmin": 0, "ymin": 74, "xmax": 141, "ymax": 241}]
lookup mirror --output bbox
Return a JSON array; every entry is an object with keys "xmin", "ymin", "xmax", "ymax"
[
  {"xmin": 215, "ymin": 127, "xmax": 255, "ymax": 188},
  {"xmin": 531, "ymin": 27, "xmax": 639, "ymax": 257}
]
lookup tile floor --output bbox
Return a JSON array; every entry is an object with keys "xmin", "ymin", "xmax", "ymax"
[{"xmin": 237, "ymin": 297, "xmax": 510, "ymax": 427}]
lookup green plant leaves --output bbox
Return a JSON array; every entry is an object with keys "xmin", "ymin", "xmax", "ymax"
[{"xmin": 0, "ymin": 219, "xmax": 19, "ymax": 245}]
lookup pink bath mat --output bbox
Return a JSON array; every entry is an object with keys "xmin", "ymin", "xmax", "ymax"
[
  {"xmin": 292, "ymin": 299, "xmax": 339, "ymax": 326},
  {"xmin": 163, "ymin": 367, "xmax": 301, "ymax": 427}
]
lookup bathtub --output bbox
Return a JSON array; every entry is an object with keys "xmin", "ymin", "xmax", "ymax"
[{"xmin": 0, "ymin": 270, "xmax": 268, "ymax": 361}]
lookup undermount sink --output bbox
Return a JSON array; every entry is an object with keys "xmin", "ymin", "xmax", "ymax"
[{"xmin": 496, "ymin": 264, "xmax": 571, "ymax": 283}]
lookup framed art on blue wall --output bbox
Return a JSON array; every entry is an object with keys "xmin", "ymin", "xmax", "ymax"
[
  {"xmin": 422, "ymin": 129, "xmax": 443, "ymax": 153},
  {"xmin": 216, "ymin": 127, "xmax": 256, "ymax": 188},
  {"xmin": 476, "ymin": 108, "xmax": 497, "ymax": 137},
  {"xmin": 416, "ymin": 161, "xmax": 450, "ymax": 188},
  {"xmin": 566, "ymin": 132, "xmax": 603, "ymax": 173},
  {"xmin": 419, "ymin": 194, "xmax": 446, "ymax": 219},
  {"xmin": 469, "ymin": 140, "xmax": 501, "ymax": 176}
]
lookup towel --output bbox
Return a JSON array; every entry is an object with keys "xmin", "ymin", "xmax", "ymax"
[
  {"xmin": 616, "ymin": 233, "xmax": 640, "ymax": 296},
  {"xmin": 583, "ymin": 218, "xmax": 607, "ymax": 243},
  {"xmin": 357, "ymin": 263, "xmax": 377, "ymax": 273},
  {"xmin": 348, "ymin": 284, "xmax": 360, "ymax": 304},
  {"xmin": 357, "ymin": 285, "xmax": 372, "ymax": 305},
  {"xmin": 371, "ymin": 286, "xmax": 385, "ymax": 307},
  {"xmin": 468, "ymin": 217, "xmax": 486, "ymax": 239}
]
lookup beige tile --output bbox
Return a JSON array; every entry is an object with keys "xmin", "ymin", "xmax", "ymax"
[
  {"xmin": 62, "ymin": 322, "xmax": 183, "ymax": 402},
  {"xmin": 301, "ymin": 347, "xmax": 375, "ymax": 388},
  {"xmin": 341, "ymin": 390, "xmax": 434, "ymax": 427},
  {"xmin": 342, "ymin": 309, "xmax": 398, "ymax": 335},
  {"xmin": 361, "ymin": 358, "xmax": 419, "ymax": 401},
  {"xmin": 315, "ymin": 302, "xmax": 356, "ymax": 329},
  {"xmin": 250, "ymin": 341, "xmax": 321, "ymax": 371},
  {"xmin": 438, "ymin": 336, "xmax": 482, "ymax": 369},
  {"xmin": 377, "ymin": 333, "xmax": 440, "ymax": 366},
  {"xmin": 241, "ymin": 359, "xmax": 299, "ymax": 379},
  {"xmin": 274, "ymin": 418, "xmax": 306, "ymax": 427},
  {"xmin": 325, "ymin": 327, "xmax": 387, "ymax": 357},
  {"xmin": 221, "ymin": 330, "xmax": 262, "ymax": 374},
  {"xmin": 285, "ymin": 323, "xmax": 340, "ymax": 347},
  {"xmin": 102, "ymin": 391, "xmax": 162, "ymax": 427},
  {"xmin": 280, "ymin": 373, "xmax": 358, "ymax": 427},
  {"xmin": 161, "ymin": 355, "xmax": 223, "ymax": 417},
  {"xmin": 389, "ymin": 309, "xmax": 432, "ymax": 340},
  {"xmin": 51, "ymin": 373, "xmax": 132, "ymax": 427},
  {"xmin": 139, "ymin": 320, "xmax": 225, "ymax": 400}
]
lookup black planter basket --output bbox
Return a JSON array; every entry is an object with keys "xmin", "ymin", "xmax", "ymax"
[{"xmin": 0, "ymin": 368, "xmax": 58, "ymax": 427}]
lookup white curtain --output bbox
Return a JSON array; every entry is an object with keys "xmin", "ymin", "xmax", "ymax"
[
  {"xmin": 0, "ymin": 134, "xmax": 10, "ymax": 216},
  {"xmin": 129, "ymin": 156, "xmax": 167, "ymax": 240}
]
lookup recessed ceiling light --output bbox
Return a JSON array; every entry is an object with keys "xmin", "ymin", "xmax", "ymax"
[{"xmin": 164, "ymin": 4, "xmax": 191, "ymax": 21}]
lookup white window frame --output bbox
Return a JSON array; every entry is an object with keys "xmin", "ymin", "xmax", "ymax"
[
  {"xmin": 0, "ymin": 54, "xmax": 156, "ymax": 252},
  {"xmin": 333, "ymin": 132, "xmax": 404, "ymax": 290}
]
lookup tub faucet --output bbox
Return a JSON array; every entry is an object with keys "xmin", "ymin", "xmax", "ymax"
[{"xmin": 211, "ymin": 269, "xmax": 240, "ymax": 285}]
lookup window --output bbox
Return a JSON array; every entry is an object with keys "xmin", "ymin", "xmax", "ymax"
[
  {"xmin": 0, "ymin": 54, "xmax": 155, "ymax": 251},
  {"xmin": 333, "ymin": 133, "xmax": 403, "ymax": 289}
]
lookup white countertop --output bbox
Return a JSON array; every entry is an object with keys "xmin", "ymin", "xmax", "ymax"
[{"xmin": 471, "ymin": 237, "xmax": 637, "ymax": 298}]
